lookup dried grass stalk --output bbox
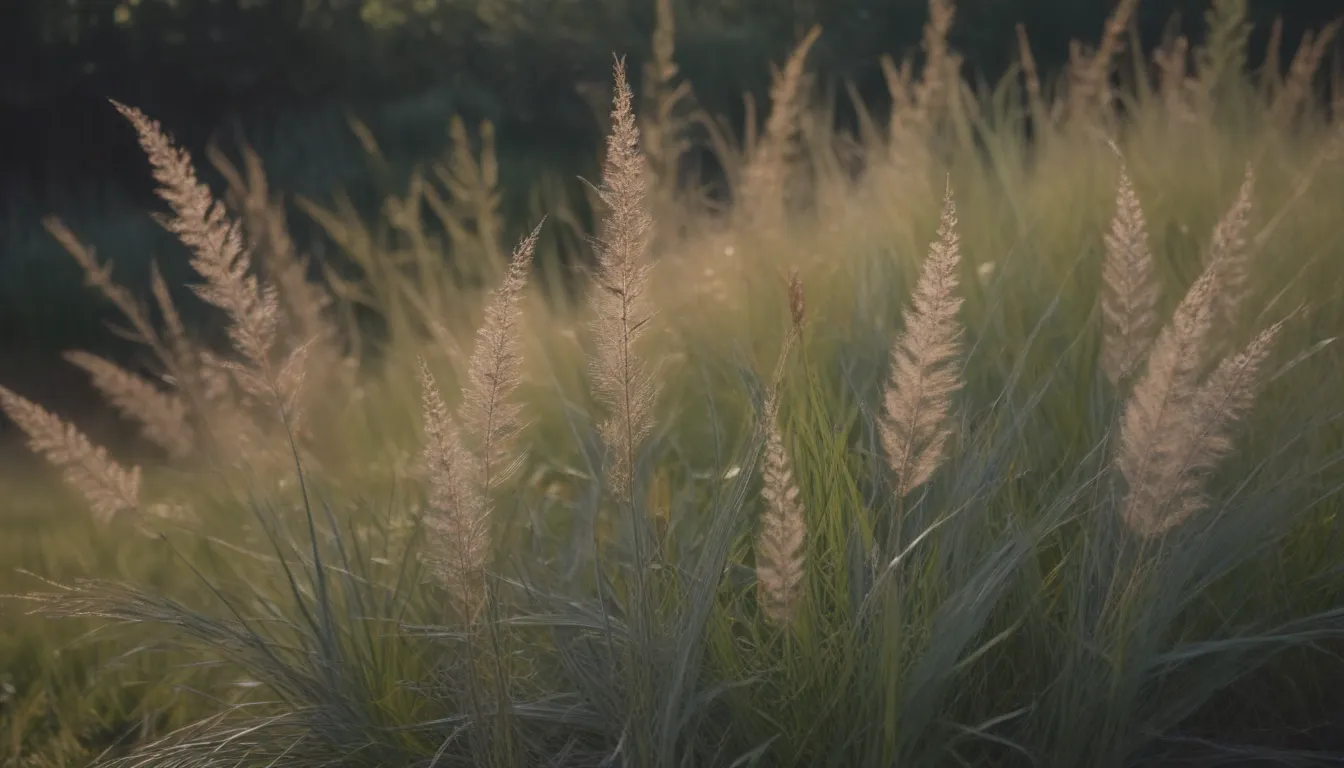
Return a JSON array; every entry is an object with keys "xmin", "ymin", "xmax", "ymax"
[
  {"xmin": 756, "ymin": 388, "xmax": 806, "ymax": 626},
  {"xmin": 41, "ymin": 218, "xmax": 250, "ymax": 458},
  {"xmin": 1155, "ymin": 36, "xmax": 1197, "ymax": 124},
  {"xmin": 211, "ymin": 143, "xmax": 348, "ymax": 393},
  {"xmin": 640, "ymin": 0, "xmax": 692, "ymax": 193},
  {"xmin": 416, "ymin": 223, "xmax": 541, "ymax": 617},
  {"xmin": 1262, "ymin": 17, "xmax": 1284, "ymax": 92},
  {"xmin": 881, "ymin": 54, "xmax": 916, "ymax": 146}
]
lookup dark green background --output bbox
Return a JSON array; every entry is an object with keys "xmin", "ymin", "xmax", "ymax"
[{"xmin": 3, "ymin": 0, "xmax": 1341, "ymax": 204}]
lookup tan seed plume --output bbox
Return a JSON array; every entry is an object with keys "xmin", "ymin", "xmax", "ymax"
[
  {"xmin": 211, "ymin": 143, "xmax": 347, "ymax": 393},
  {"xmin": 419, "ymin": 359, "xmax": 490, "ymax": 619},
  {"xmin": 149, "ymin": 260, "xmax": 265, "ymax": 465},
  {"xmin": 1154, "ymin": 36, "xmax": 1197, "ymax": 124},
  {"xmin": 149, "ymin": 261, "xmax": 208, "ymax": 406},
  {"xmin": 113, "ymin": 102, "xmax": 303, "ymax": 425},
  {"xmin": 787, "ymin": 266, "xmax": 807, "ymax": 331},
  {"xmin": 44, "ymin": 214, "xmax": 255, "ymax": 460},
  {"xmin": 880, "ymin": 182, "xmax": 965, "ymax": 499},
  {"xmin": 44, "ymin": 219, "xmax": 191, "ymax": 393},
  {"xmin": 739, "ymin": 25, "xmax": 822, "ymax": 229},
  {"xmin": 909, "ymin": 0, "xmax": 956, "ymax": 134},
  {"xmin": 589, "ymin": 59, "xmax": 660, "ymax": 500},
  {"xmin": 1263, "ymin": 17, "xmax": 1284, "ymax": 92},
  {"xmin": 0, "ymin": 386, "xmax": 141, "ymax": 524},
  {"xmin": 640, "ymin": 0, "xmax": 691, "ymax": 193},
  {"xmin": 416, "ymin": 223, "xmax": 542, "ymax": 617},
  {"xmin": 459, "ymin": 221, "xmax": 544, "ymax": 493},
  {"xmin": 1118, "ymin": 319, "xmax": 1284, "ymax": 536},
  {"xmin": 1203, "ymin": 165, "xmax": 1255, "ymax": 346},
  {"xmin": 1272, "ymin": 21, "xmax": 1341, "ymax": 127},
  {"xmin": 881, "ymin": 55, "xmax": 916, "ymax": 149},
  {"xmin": 756, "ymin": 270, "xmax": 808, "ymax": 627},
  {"xmin": 63, "ymin": 351, "xmax": 195, "ymax": 460},
  {"xmin": 1065, "ymin": 0, "xmax": 1140, "ymax": 127},
  {"xmin": 1114, "ymin": 256, "xmax": 1222, "ymax": 536},
  {"xmin": 1176, "ymin": 321, "xmax": 1284, "ymax": 511},
  {"xmin": 756, "ymin": 390, "xmax": 806, "ymax": 626},
  {"xmin": 1100, "ymin": 158, "xmax": 1162, "ymax": 386}
]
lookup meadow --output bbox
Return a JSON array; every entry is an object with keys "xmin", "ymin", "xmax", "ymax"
[{"xmin": 4, "ymin": 0, "xmax": 1344, "ymax": 765}]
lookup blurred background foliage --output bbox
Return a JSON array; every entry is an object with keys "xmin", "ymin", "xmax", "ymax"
[
  {"xmin": 1, "ymin": 0, "xmax": 1340, "ymax": 358},
  {"xmin": 4, "ymin": 0, "xmax": 1340, "ymax": 199}
]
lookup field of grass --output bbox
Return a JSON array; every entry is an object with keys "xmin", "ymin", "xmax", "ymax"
[{"xmin": 5, "ymin": 1, "xmax": 1344, "ymax": 765}]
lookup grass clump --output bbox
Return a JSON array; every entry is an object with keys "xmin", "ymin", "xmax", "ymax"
[{"xmin": 5, "ymin": 0, "xmax": 1344, "ymax": 765}]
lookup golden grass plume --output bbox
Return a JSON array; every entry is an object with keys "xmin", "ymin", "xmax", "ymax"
[
  {"xmin": 458, "ymin": 220, "xmax": 543, "ymax": 493},
  {"xmin": 739, "ymin": 25, "xmax": 822, "ymax": 229},
  {"xmin": 755, "ymin": 269, "xmax": 808, "ymax": 627},
  {"xmin": 1204, "ymin": 165, "xmax": 1255, "ymax": 345},
  {"xmin": 588, "ymin": 58, "xmax": 660, "ymax": 500},
  {"xmin": 114, "ymin": 102, "xmax": 307, "ymax": 429},
  {"xmin": 1117, "ymin": 317, "xmax": 1283, "ymax": 537},
  {"xmin": 63, "ymin": 351, "xmax": 195, "ymax": 460},
  {"xmin": 1113, "ymin": 172, "xmax": 1282, "ymax": 536},
  {"xmin": 1100, "ymin": 155, "xmax": 1162, "ymax": 386},
  {"xmin": 419, "ymin": 359, "xmax": 490, "ymax": 619},
  {"xmin": 880, "ymin": 181, "xmax": 965, "ymax": 500},
  {"xmin": 416, "ymin": 222, "xmax": 541, "ymax": 618},
  {"xmin": 0, "ymin": 385, "xmax": 141, "ymax": 524}
]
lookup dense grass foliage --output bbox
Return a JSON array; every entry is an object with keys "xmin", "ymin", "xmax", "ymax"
[{"xmin": 5, "ymin": 1, "xmax": 1344, "ymax": 765}]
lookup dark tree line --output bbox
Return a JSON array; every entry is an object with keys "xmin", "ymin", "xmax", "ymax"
[{"xmin": 2, "ymin": 0, "xmax": 1340, "ymax": 203}]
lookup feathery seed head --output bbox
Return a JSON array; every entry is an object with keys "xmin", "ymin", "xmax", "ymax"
[
  {"xmin": 418, "ymin": 359, "xmax": 490, "ymax": 619},
  {"xmin": 880, "ymin": 184, "xmax": 965, "ymax": 499},
  {"xmin": 787, "ymin": 267, "xmax": 807, "ymax": 330},
  {"xmin": 740, "ymin": 26, "xmax": 823, "ymax": 229},
  {"xmin": 756, "ymin": 406, "xmax": 807, "ymax": 627},
  {"xmin": 756, "ymin": 277, "xmax": 807, "ymax": 628},
  {"xmin": 1101, "ymin": 159, "xmax": 1162, "ymax": 385},
  {"xmin": 0, "ymin": 385, "xmax": 141, "ymax": 524},
  {"xmin": 1114, "ymin": 251, "xmax": 1232, "ymax": 537},
  {"xmin": 768, "ymin": 270, "xmax": 807, "ymax": 397},
  {"xmin": 64, "ymin": 351, "xmax": 195, "ymax": 460},
  {"xmin": 1204, "ymin": 164, "xmax": 1255, "ymax": 340},
  {"xmin": 907, "ymin": 0, "xmax": 955, "ymax": 134},
  {"xmin": 1118, "ymin": 318, "xmax": 1283, "ymax": 536},
  {"xmin": 459, "ymin": 220, "xmax": 543, "ymax": 492},
  {"xmin": 116, "ymin": 101, "xmax": 290, "ymax": 420},
  {"xmin": 589, "ymin": 59, "xmax": 660, "ymax": 500}
]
